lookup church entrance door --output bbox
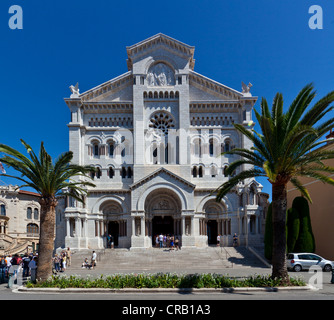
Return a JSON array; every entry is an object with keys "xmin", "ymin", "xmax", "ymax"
[
  {"xmin": 207, "ymin": 220, "xmax": 218, "ymax": 245},
  {"xmin": 108, "ymin": 221, "xmax": 119, "ymax": 247},
  {"xmin": 152, "ymin": 216, "xmax": 174, "ymax": 246}
]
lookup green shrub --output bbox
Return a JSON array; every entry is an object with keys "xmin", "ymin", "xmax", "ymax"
[
  {"xmin": 292, "ymin": 196, "xmax": 315, "ymax": 253},
  {"xmin": 26, "ymin": 273, "xmax": 306, "ymax": 289}
]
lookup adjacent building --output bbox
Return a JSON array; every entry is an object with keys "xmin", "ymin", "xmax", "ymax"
[
  {"xmin": 0, "ymin": 185, "xmax": 41, "ymax": 255},
  {"xmin": 287, "ymin": 130, "xmax": 334, "ymax": 260}
]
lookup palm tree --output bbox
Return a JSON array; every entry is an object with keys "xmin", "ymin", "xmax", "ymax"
[
  {"xmin": 215, "ymin": 84, "xmax": 334, "ymax": 282},
  {"xmin": 0, "ymin": 140, "xmax": 95, "ymax": 281}
]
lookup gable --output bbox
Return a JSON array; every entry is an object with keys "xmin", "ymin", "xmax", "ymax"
[
  {"xmin": 189, "ymin": 71, "xmax": 243, "ymax": 101},
  {"xmin": 80, "ymin": 72, "xmax": 133, "ymax": 103},
  {"xmin": 129, "ymin": 167, "xmax": 195, "ymax": 190}
]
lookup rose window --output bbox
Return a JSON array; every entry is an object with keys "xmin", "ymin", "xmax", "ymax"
[{"xmin": 149, "ymin": 112, "xmax": 174, "ymax": 135}]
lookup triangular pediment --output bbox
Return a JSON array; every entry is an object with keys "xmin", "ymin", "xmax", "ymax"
[
  {"xmin": 129, "ymin": 167, "xmax": 196, "ymax": 190},
  {"xmin": 189, "ymin": 71, "xmax": 243, "ymax": 101},
  {"xmin": 79, "ymin": 72, "xmax": 133, "ymax": 103},
  {"xmin": 126, "ymin": 33, "xmax": 195, "ymax": 71}
]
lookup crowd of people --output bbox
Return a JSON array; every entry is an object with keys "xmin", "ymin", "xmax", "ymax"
[
  {"xmin": 154, "ymin": 234, "xmax": 180, "ymax": 250},
  {"xmin": 52, "ymin": 247, "xmax": 72, "ymax": 273},
  {"xmin": 0, "ymin": 252, "xmax": 38, "ymax": 283}
]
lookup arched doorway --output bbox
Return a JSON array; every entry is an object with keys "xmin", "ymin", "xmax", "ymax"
[
  {"xmin": 144, "ymin": 188, "xmax": 182, "ymax": 246},
  {"xmin": 152, "ymin": 216, "xmax": 174, "ymax": 238},
  {"xmin": 100, "ymin": 200, "xmax": 125, "ymax": 248},
  {"xmin": 203, "ymin": 199, "xmax": 227, "ymax": 246},
  {"xmin": 207, "ymin": 220, "xmax": 218, "ymax": 245},
  {"xmin": 108, "ymin": 221, "xmax": 119, "ymax": 247}
]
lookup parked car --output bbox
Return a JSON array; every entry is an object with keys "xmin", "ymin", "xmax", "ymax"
[{"xmin": 287, "ymin": 253, "xmax": 334, "ymax": 272}]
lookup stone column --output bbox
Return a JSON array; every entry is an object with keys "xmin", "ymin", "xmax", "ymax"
[
  {"xmin": 131, "ymin": 216, "xmax": 135, "ymax": 236},
  {"xmin": 140, "ymin": 216, "xmax": 145, "ymax": 236},
  {"xmin": 66, "ymin": 218, "xmax": 70, "ymax": 237}
]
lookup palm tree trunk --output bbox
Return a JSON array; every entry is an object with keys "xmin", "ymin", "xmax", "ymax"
[
  {"xmin": 271, "ymin": 182, "xmax": 289, "ymax": 283},
  {"xmin": 36, "ymin": 197, "xmax": 57, "ymax": 282}
]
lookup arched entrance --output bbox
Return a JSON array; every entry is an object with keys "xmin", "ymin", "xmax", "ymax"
[
  {"xmin": 108, "ymin": 221, "xmax": 119, "ymax": 247},
  {"xmin": 100, "ymin": 200, "xmax": 125, "ymax": 248},
  {"xmin": 207, "ymin": 220, "xmax": 218, "ymax": 245},
  {"xmin": 203, "ymin": 199, "xmax": 227, "ymax": 246},
  {"xmin": 152, "ymin": 216, "xmax": 174, "ymax": 238},
  {"xmin": 144, "ymin": 188, "xmax": 182, "ymax": 246}
]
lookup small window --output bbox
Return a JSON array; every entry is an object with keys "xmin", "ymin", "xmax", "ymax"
[
  {"xmin": 34, "ymin": 208, "xmax": 39, "ymax": 220},
  {"xmin": 198, "ymin": 166, "xmax": 203, "ymax": 178},
  {"xmin": 0, "ymin": 204, "xmax": 6, "ymax": 216},
  {"xmin": 94, "ymin": 144, "xmax": 99, "ymax": 156},
  {"xmin": 109, "ymin": 167, "xmax": 115, "ymax": 179},
  {"xmin": 27, "ymin": 207, "xmax": 32, "ymax": 219},
  {"xmin": 121, "ymin": 167, "xmax": 127, "ymax": 179},
  {"xmin": 109, "ymin": 143, "xmax": 115, "ymax": 157}
]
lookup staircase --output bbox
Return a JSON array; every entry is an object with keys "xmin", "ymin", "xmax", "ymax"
[{"xmin": 64, "ymin": 246, "xmax": 267, "ymax": 276}]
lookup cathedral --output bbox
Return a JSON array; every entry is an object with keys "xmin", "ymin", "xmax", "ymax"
[{"xmin": 56, "ymin": 34, "xmax": 269, "ymax": 250}]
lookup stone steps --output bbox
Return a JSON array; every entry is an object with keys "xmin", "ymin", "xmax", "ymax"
[{"xmin": 63, "ymin": 246, "xmax": 267, "ymax": 276}]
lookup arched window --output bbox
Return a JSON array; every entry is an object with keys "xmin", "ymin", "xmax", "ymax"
[
  {"xmin": 198, "ymin": 166, "xmax": 203, "ymax": 178},
  {"xmin": 152, "ymin": 142, "xmax": 158, "ymax": 164},
  {"xmin": 27, "ymin": 207, "xmax": 32, "ymax": 219},
  {"xmin": 27, "ymin": 223, "xmax": 39, "ymax": 235},
  {"xmin": 0, "ymin": 204, "xmax": 6, "ymax": 216},
  {"xmin": 34, "ymin": 208, "xmax": 39, "ymax": 220},
  {"xmin": 192, "ymin": 166, "xmax": 197, "ymax": 178},
  {"xmin": 94, "ymin": 144, "xmax": 99, "ymax": 156},
  {"xmin": 224, "ymin": 140, "xmax": 230, "ymax": 152},
  {"xmin": 127, "ymin": 167, "xmax": 133, "ymax": 178},
  {"xmin": 109, "ymin": 142, "xmax": 115, "ymax": 158},
  {"xmin": 96, "ymin": 168, "xmax": 102, "ymax": 179},
  {"xmin": 209, "ymin": 139, "xmax": 214, "ymax": 157},
  {"xmin": 121, "ymin": 167, "xmax": 127, "ymax": 179},
  {"xmin": 109, "ymin": 167, "xmax": 115, "ymax": 179}
]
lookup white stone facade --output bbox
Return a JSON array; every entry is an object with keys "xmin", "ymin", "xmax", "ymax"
[{"xmin": 58, "ymin": 34, "xmax": 269, "ymax": 250}]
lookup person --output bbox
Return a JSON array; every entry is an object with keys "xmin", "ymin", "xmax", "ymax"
[
  {"xmin": 5, "ymin": 255, "xmax": 11, "ymax": 277},
  {"xmin": 22, "ymin": 253, "xmax": 31, "ymax": 278},
  {"xmin": 59, "ymin": 252, "xmax": 64, "ymax": 272},
  {"xmin": 53, "ymin": 254, "xmax": 60, "ymax": 272},
  {"xmin": 82, "ymin": 258, "xmax": 90, "ymax": 269},
  {"xmin": 28, "ymin": 257, "xmax": 37, "ymax": 283},
  {"xmin": 158, "ymin": 233, "xmax": 163, "ymax": 248},
  {"xmin": 66, "ymin": 247, "xmax": 71, "ymax": 267},
  {"xmin": 10, "ymin": 254, "xmax": 19, "ymax": 276},
  {"xmin": 62, "ymin": 253, "xmax": 67, "ymax": 271},
  {"xmin": 107, "ymin": 234, "xmax": 111, "ymax": 248},
  {"xmin": 217, "ymin": 234, "xmax": 221, "ymax": 247},
  {"xmin": 0, "ymin": 256, "xmax": 7, "ymax": 283},
  {"xmin": 175, "ymin": 237, "xmax": 179, "ymax": 251},
  {"xmin": 233, "ymin": 233, "xmax": 238, "ymax": 247},
  {"xmin": 155, "ymin": 235, "xmax": 159, "ymax": 248},
  {"xmin": 170, "ymin": 235, "xmax": 174, "ymax": 250},
  {"xmin": 91, "ymin": 251, "xmax": 97, "ymax": 269}
]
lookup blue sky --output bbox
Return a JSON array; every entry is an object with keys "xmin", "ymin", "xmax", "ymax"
[{"xmin": 1, "ymin": 0, "xmax": 334, "ymax": 199}]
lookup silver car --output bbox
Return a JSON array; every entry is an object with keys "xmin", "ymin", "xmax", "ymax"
[{"xmin": 287, "ymin": 253, "xmax": 334, "ymax": 272}]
